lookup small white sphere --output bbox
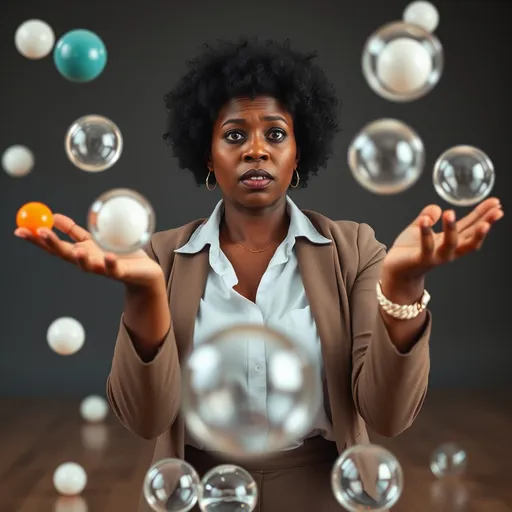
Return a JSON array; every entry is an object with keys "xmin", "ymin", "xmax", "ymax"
[
  {"xmin": 96, "ymin": 196, "xmax": 150, "ymax": 250},
  {"xmin": 15, "ymin": 19, "xmax": 55, "ymax": 59},
  {"xmin": 377, "ymin": 38, "xmax": 433, "ymax": 94},
  {"xmin": 403, "ymin": 1, "xmax": 440, "ymax": 33},
  {"xmin": 2, "ymin": 145, "xmax": 34, "ymax": 177},
  {"xmin": 80, "ymin": 395, "xmax": 109, "ymax": 423},
  {"xmin": 47, "ymin": 317, "xmax": 85, "ymax": 356},
  {"xmin": 53, "ymin": 463, "xmax": 87, "ymax": 496}
]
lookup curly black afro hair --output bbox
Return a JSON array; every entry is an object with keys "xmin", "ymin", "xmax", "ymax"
[{"xmin": 163, "ymin": 36, "xmax": 340, "ymax": 188}]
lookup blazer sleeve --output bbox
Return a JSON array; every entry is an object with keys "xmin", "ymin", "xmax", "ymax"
[
  {"xmin": 350, "ymin": 222, "xmax": 432, "ymax": 437},
  {"xmin": 106, "ymin": 237, "xmax": 180, "ymax": 440}
]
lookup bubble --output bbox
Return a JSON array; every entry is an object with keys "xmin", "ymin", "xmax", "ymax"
[
  {"xmin": 430, "ymin": 443, "xmax": 468, "ymax": 478},
  {"xmin": 2, "ymin": 145, "xmax": 34, "ymax": 177},
  {"xmin": 403, "ymin": 1, "xmax": 440, "ymax": 33},
  {"xmin": 182, "ymin": 324, "xmax": 322, "ymax": 458},
  {"xmin": 144, "ymin": 459, "xmax": 200, "ymax": 512},
  {"xmin": 65, "ymin": 115, "xmax": 123, "ymax": 172},
  {"xmin": 362, "ymin": 21, "xmax": 443, "ymax": 102},
  {"xmin": 198, "ymin": 465, "xmax": 258, "ymax": 512},
  {"xmin": 331, "ymin": 444, "xmax": 404, "ymax": 512},
  {"xmin": 433, "ymin": 145, "xmax": 495, "ymax": 206},
  {"xmin": 348, "ymin": 118, "xmax": 425, "ymax": 195},
  {"xmin": 87, "ymin": 188, "xmax": 156, "ymax": 254},
  {"xmin": 15, "ymin": 19, "xmax": 55, "ymax": 59}
]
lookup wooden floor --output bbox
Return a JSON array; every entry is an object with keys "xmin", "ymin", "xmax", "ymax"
[{"xmin": 0, "ymin": 390, "xmax": 511, "ymax": 512}]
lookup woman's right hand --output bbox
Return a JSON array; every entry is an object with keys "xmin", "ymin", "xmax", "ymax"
[{"xmin": 14, "ymin": 213, "xmax": 165, "ymax": 288}]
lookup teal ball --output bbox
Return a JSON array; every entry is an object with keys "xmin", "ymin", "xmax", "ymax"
[{"xmin": 54, "ymin": 29, "xmax": 107, "ymax": 82}]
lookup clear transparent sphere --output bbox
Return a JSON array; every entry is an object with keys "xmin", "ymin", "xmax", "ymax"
[
  {"xmin": 433, "ymin": 145, "xmax": 495, "ymax": 207},
  {"xmin": 65, "ymin": 115, "xmax": 123, "ymax": 172},
  {"xmin": 144, "ymin": 459, "xmax": 201, "ymax": 512},
  {"xmin": 331, "ymin": 444, "xmax": 404, "ymax": 512},
  {"xmin": 198, "ymin": 465, "xmax": 258, "ymax": 512},
  {"xmin": 403, "ymin": 1, "xmax": 440, "ymax": 33},
  {"xmin": 430, "ymin": 443, "xmax": 468, "ymax": 478},
  {"xmin": 362, "ymin": 21, "xmax": 443, "ymax": 102},
  {"xmin": 182, "ymin": 324, "xmax": 322, "ymax": 458},
  {"xmin": 87, "ymin": 188, "xmax": 156, "ymax": 254},
  {"xmin": 348, "ymin": 118, "xmax": 425, "ymax": 195}
]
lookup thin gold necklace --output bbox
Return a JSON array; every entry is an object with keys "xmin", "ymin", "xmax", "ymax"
[{"xmin": 221, "ymin": 232, "xmax": 275, "ymax": 253}]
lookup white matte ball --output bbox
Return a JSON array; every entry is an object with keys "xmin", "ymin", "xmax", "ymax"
[
  {"xmin": 80, "ymin": 395, "xmax": 109, "ymax": 423},
  {"xmin": 377, "ymin": 38, "xmax": 433, "ymax": 94},
  {"xmin": 53, "ymin": 463, "xmax": 87, "ymax": 496},
  {"xmin": 2, "ymin": 145, "xmax": 34, "ymax": 177},
  {"xmin": 96, "ymin": 196, "xmax": 150, "ymax": 249},
  {"xmin": 15, "ymin": 19, "xmax": 55, "ymax": 59},
  {"xmin": 403, "ymin": 1, "xmax": 440, "ymax": 33},
  {"xmin": 47, "ymin": 317, "xmax": 85, "ymax": 356}
]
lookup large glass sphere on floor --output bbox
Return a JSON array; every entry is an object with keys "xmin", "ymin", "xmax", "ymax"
[
  {"xmin": 182, "ymin": 324, "xmax": 322, "ymax": 458},
  {"xmin": 65, "ymin": 114, "xmax": 123, "ymax": 172},
  {"xmin": 348, "ymin": 118, "xmax": 425, "ymax": 195},
  {"xmin": 362, "ymin": 21, "xmax": 443, "ymax": 102},
  {"xmin": 331, "ymin": 444, "xmax": 404, "ymax": 512},
  {"xmin": 432, "ymin": 145, "xmax": 495, "ymax": 206},
  {"xmin": 198, "ymin": 465, "xmax": 258, "ymax": 512},
  {"xmin": 430, "ymin": 443, "xmax": 468, "ymax": 478},
  {"xmin": 144, "ymin": 459, "xmax": 201, "ymax": 512}
]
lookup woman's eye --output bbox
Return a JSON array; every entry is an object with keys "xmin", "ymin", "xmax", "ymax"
[
  {"xmin": 225, "ymin": 131, "xmax": 244, "ymax": 142},
  {"xmin": 268, "ymin": 129, "xmax": 285, "ymax": 141}
]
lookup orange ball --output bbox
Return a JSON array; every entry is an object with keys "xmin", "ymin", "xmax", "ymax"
[{"xmin": 16, "ymin": 202, "xmax": 54, "ymax": 235}]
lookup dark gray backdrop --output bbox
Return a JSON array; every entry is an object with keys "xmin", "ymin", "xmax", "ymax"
[{"xmin": 1, "ymin": 0, "xmax": 510, "ymax": 396}]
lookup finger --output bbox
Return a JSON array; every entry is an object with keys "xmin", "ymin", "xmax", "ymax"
[
  {"xmin": 436, "ymin": 210, "xmax": 458, "ymax": 261},
  {"xmin": 14, "ymin": 228, "xmax": 55, "ymax": 255},
  {"xmin": 460, "ymin": 208, "xmax": 504, "ymax": 242},
  {"xmin": 455, "ymin": 222, "xmax": 490, "ymax": 257},
  {"xmin": 419, "ymin": 216, "xmax": 435, "ymax": 261},
  {"xmin": 456, "ymin": 197, "xmax": 501, "ymax": 232},
  {"xmin": 37, "ymin": 228, "xmax": 76, "ymax": 262},
  {"xmin": 52, "ymin": 214, "xmax": 91, "ymax": 242},
  {"xmin": 412, "ymin": 204, "xmax": 443, "ymax": 227},
  {"xmin": 104, "ymin": 253, "xmax": 121, "ymax": 278}
]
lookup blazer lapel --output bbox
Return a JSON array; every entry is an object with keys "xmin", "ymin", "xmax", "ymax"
[
  {"xmin": 295, "ymin": 237, "xmax": 351, "ymax": 450},
  {"xmin": 168, "ymin": 249, "xmax": 210, "ymax": 359}
]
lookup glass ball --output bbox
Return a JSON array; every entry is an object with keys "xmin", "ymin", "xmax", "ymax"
[
  {"xmin": 430, "ymin": 443, "xmax": 468, "ymax": 478},
  {"xmin": 403, "ymin": 1, "xmax": 440, "ymax": 33},
  {"xmin": 362, "ymin": 21, "xmax": 443, "ymax": 102},
  {"xmin": 348, "ymin": 118, "xmax": 425, "ymax": 195},
  {"xmin": 65, "ymin": 115, "xmax": 123, "ymax": 172},
  {"xmin": 331, "ymin": 444, "xmax": 404, "ymax": 512},
  {"xmin": 198, "ymin": 465, "xmax": 258, "ymax": 512},
  {"xmin": 143, "ymin": 459, "xmax": 201, "ymax": 512},
  {"xmin": 87, "ymin": 188, "xmax": 156, "ymax": 254},
  {"xmin": 182, "ymin": 324, "xmax": 322, "ymax": 458},
  {"xmin": 433, "ymin": 145, "xmax": 495, "ymax": 207}
]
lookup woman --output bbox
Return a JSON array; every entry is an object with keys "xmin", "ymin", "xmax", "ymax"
[{"xmin": 15, "ymin": 37, "xmax": 503, "ymax": 511}]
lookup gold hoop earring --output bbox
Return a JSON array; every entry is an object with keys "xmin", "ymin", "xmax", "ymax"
[
  {"xmin": 206, "ymin": 170, "xmax": 217, "ymax": 191},
  {"xmin": 290, "ymin": 168, "xmax": 300, "ymax": 188}
]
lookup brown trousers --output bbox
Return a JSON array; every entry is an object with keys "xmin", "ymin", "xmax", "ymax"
[{"xmin": 185, "ymin": 436, "xmax": 340, "ymax": 512}]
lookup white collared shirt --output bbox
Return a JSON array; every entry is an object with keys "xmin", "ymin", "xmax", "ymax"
[{"xmin": 175, "ymin": 196, "xmax": 334, "ymax": 449}]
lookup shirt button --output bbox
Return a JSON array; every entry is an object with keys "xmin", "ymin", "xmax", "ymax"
[{"xmin": 255, "ymin": 365, "xmax": 261, "ymax": 372}]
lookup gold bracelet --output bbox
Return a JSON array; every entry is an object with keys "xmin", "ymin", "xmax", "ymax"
[{"xmin": 376, "ymin": 280, "xmax": 430, "ymax": 320}]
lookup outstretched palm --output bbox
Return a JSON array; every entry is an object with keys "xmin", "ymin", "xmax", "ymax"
[{"xmin": 383, "ymin": 197, "xmax": 503, "ymax": 280}]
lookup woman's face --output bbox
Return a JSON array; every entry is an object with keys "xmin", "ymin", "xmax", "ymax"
[{"xmin": 208, "ymin": 96, "xmax": 299, "ymax": 211}]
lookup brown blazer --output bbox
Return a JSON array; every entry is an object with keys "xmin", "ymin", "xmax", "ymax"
[{"xmin": 106, "ymin": 209, "xmax": 432, "ymax": 510}]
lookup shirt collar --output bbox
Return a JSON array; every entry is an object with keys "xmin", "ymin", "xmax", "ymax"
[{"xmin": 174, "ymin": 196, "xmax": 331, "ymax": 256}]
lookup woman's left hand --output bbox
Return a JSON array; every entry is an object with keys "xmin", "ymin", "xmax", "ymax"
[{"xmin": 382, "ymin": 197, "xmax": 504, "ymax": 282}]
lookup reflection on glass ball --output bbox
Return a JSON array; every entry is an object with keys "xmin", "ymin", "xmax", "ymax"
[
  {"xmin": 348, "ymin": 118, "xmax": 425, "ymax": 195},
  {"xmin": 433, "ymin": 145, "xmax": 495, "ymax": 207},
  {"xmin": 144, "ymin": 459, "xmax": 200, "ymax": 512},
  {"xmin": 65, "ymin": 115, "xmax": 122, "ymax": 172},
  {"xmin": 198, "ymin": 465, "xmax": 258, "ymax": 512},
  {"xmin": 362, "ymin": 21, "xmax": 443, "ymax": 102},
  {"xmin": 87, "ymin": 188, "xmax": 156, "ymax": 254},
  {"xmin": 331, "ymin": 444, "xmax": 404, "ymax": 512},
  {"xmin": 182, "ymin": 324, "xmax": 322, "ymax": 458},
  {"xmin": 430, "ymin": 443, "xmax": 468, "ymax": 478}
]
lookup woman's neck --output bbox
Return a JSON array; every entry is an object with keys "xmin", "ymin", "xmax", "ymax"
[{"xmin": 220, "ymin": 196, "xmax": 290, "ymax": 247}]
